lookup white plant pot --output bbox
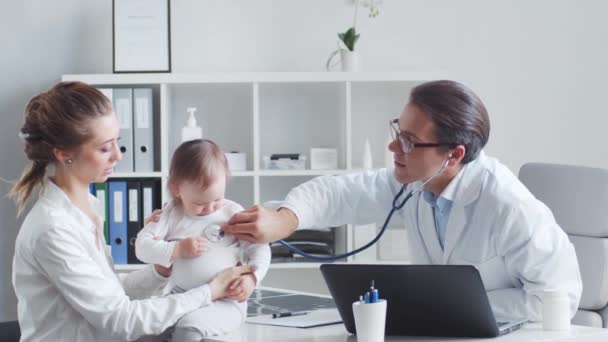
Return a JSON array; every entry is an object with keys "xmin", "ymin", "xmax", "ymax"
[{"xmin": 340, "ymin": 50, "xmax": 361, "ymax": 72}]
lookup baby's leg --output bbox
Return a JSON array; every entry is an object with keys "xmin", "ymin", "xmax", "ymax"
[{"xmin": 171, "ymin": 300, "xmax": 247, "ymax": 342}]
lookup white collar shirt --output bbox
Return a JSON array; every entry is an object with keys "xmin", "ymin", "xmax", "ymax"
[{"xmin": 12, "ymin": 178, "xmax": 212, "ymax": 342}]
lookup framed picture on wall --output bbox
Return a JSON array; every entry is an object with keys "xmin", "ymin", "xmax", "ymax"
[{"xmin": 113, "ymin": 0, "xmax": 171, "ymax": 73}]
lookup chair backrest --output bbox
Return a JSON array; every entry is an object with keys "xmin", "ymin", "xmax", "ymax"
[
  {"xmin": 0, "ymin": 320, "xmax": 20, "ymax": 342},
  {"xmin": 519, "ymin": 163, "xmax": 608, "ymax": 317}
]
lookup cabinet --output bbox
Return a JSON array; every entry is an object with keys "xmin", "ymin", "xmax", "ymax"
[{"xmin": 62, "ymin": 71, "xmax": 444, "ymax": 270}]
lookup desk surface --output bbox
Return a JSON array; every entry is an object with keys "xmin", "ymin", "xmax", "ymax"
[{"xmin": 205, "ymin": 323, "xmax": 608, "ymax": 342}]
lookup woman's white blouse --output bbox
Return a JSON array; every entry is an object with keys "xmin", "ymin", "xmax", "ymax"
[{"xmin": 12, "ymin": 179, "xmax": 212, "ymax": 342}]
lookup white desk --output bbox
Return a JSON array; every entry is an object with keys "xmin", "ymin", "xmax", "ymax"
[{"xmin": 205, "ymin": 323, "xmax": 608, "ymax": 342}]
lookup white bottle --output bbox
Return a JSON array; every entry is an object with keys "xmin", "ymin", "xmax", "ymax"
[
  {"xmin": 363, "ymin": 138, "xmax": 373, "ymax": 169},
  {"xmin": 542, "ymin": 289, "xmax": 570, "ymax": 331},
  {"xmin": 181, "ymin": 107, "xmax": 203, "ymax": 142}
]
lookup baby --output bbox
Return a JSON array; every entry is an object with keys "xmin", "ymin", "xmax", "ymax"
[{"xmin": 135, "ymin": 139, "xmax": 270, "ymax": 341}]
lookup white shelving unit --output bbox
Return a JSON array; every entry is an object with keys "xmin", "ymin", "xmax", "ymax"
[{"xmin": 62, "ymin": 71, "xmax": 444, "ymax": 271}]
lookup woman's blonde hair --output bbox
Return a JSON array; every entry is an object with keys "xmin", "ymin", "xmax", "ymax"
[{"xmin": 10, "ymin": 81, "xmax": 112, "ymax": 215}]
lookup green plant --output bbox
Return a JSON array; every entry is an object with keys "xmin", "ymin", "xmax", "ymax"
[
  {"xmin": 337, "ymin": 0, "xmax": 381, "ymax": 51},
  {"xmin": 326, "ymin": 0, "xmax": 382, "ymax": 70},
  {"xmin": 338, "ymin": 28, "xmax": 360, "ymax": 52}
]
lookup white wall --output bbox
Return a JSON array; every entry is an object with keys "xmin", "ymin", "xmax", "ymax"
[{"xmin": 1, "ymin": 0, "xmax": 606, "ymax": 321}]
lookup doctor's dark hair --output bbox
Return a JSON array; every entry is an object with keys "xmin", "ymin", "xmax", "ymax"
[
  {"xmin": 10, "ymin": 81, "xmax": 113, "ymax": 215},
  {"xmin": 168, "ymin": 139, "xmax": 230, "ymax": 200},
  {"xmin": 409, "ymin": 80, "xmax": 490, "ymax": 164}
]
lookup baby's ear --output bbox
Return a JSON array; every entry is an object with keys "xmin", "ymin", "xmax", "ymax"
[{"xmin": 168, "ymin": 181, "xmax": 179, "ymax": 198}]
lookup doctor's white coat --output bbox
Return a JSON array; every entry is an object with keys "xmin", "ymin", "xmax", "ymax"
[{"xmin": 282, "ymin": 152, "xmax": 582, "ymax": 321}]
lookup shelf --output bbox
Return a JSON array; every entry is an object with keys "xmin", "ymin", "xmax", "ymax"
[
  {"xmin": 62, "ymin": 71, "xmax": 446, "ymax": 85},
  {"xmin": 231, "ymin": 171, "xmax": 256, "ymax": 177},
  {"xmin": 114, "ymin": 264, "xmax": 147, "ymax": 272},
  {"xmin": 113, "ymin": 260, "xmax": 410, "ymax": 272},
  {"xmin": 65, "ymin": 71, "xmax": 438, "ymax": 266},
  {"xmin": 109, "ymin": 172, "xmax": 164, "ymax": 178},
  {"xmin": 114, "ymin": 262, "xmax": 322, "ymax": 272},
  {"xmin": 269, "ymin": 262, "xmax": 323, "ymax": 269},
  {"xmin": 257, "ymin": 169, "xmax": 350, "ymax": 176}
]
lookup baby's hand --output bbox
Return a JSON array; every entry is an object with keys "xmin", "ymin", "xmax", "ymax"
[
  {"xmin": 226, "ymin": 273, "xmax": 257, "ymax": 303},
  {"xmin": 174, "ymin": 237, "xmax": 208, "ymax": 259}
]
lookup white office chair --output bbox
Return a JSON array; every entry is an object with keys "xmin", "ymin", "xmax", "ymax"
[{"xmin": 519, "ymin": 162, "xmax": 608, "ymax": 328}]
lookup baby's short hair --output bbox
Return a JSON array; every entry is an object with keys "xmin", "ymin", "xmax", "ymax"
[{"xmin": 168, "ymin": 139, "xmax": 229, "ymax": 192}]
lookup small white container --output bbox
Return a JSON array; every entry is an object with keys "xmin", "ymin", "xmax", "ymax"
[
  {"xmin": 310, "ymin": 148, "xmax": 338, "ymax": 170},
  {"xmin": 225, "ymin": 152, "xmax": 247, "ymax": 171},
  {"xmin": 543, "ymin": 289, "xmax": 570, "ymax": 331},
  {"xmin": 352, "ymin": 299, "xmax": 387, "ymax": 342}
]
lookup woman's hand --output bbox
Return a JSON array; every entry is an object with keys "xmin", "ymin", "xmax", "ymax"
[
  {"xmin": 220, "ymin": 206, "xmax": 299, "ymax": 243},
  {"xmin": 209, "ymin": 264, "xmax": 256, "ymax": 301},
  {"xmin": 144, "ymin": 209, "xmax": 162, "ymax": 225},
  {"xmin": 154, "ymin": 264, "xmax": 172, "ymax": 278},
  {"xmin": 225, "ymin": 273, "xmax": 257, "ymax": 303}
]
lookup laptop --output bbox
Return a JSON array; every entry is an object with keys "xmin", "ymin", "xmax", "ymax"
[{"xmin": 320, "ymin": 264, "xmax": 528, "ymax": 338}]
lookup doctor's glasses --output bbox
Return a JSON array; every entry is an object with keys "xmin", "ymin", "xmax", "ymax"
[{"xmin": 390, "ymin": 118, "xmax": 456, "ymax": 154}]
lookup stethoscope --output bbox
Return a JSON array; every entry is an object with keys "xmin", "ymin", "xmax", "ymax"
[
  {"xmin": 277, "ymin": 155, "xmax": 453, "ymax": 261},
  {"xmin": 204, "ymin": 224, "xmax": 225, "ymax": 243}
]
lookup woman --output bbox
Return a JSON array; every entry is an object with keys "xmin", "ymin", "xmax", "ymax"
[{"xmin": 10, "ymin": 81, "xmax": 254, "ymax": 341}]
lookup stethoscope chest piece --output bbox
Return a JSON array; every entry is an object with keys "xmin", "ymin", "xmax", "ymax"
[{"xmin": 204, "ymin": 224, "xmax": 225, "ymax": 243}]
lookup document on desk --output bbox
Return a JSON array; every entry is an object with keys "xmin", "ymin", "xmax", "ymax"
[
  {"xmin": 246, "ymin": 308, "xmax": 342, "ymax": 328},
  {"xmin": 244, "ymin": 287, "xmax": 343, "ymax": 328}
]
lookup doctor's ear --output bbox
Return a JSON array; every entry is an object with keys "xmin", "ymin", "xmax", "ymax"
[{"xmin": 447, "ymin": 146, "xmax": 466, "ymax": 166}]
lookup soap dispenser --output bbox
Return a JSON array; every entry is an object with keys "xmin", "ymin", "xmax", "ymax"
[{"xmin": 181, "ymin": 107, "xmax": 203, "ymax": 142}]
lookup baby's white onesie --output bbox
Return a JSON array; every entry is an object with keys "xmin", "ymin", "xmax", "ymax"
[{"xmin": 135, "ymin": 199, "xmax": 271, "ymax": 339}]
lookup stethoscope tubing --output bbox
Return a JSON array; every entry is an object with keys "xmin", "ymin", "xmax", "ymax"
[{"xmin": 278, "ymin": 158, "xmax": 451, "ymax": 261}]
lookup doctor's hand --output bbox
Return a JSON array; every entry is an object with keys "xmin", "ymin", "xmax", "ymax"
[
  {"xmin": 221, "ymin": 205, "xmax": 299, "ymax": 243},
  {"xmin": 172, "ymin": 237, "xmax": 209, "ymax": 260},
  {"xmin": 209, "ymin": 264, "xmax": 256, "ymax": 301}
]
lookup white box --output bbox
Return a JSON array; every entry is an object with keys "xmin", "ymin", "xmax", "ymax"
[
  {"xmin": 310, "ymin": 148, "xmax": 338, "ymax": 170},
  {"xmin": 225, "ymin": 152, "xmax": 247, "ymax": 171},
  {"xmin": 262, "ymin": 155, "xmax": 307, "ymax": 170}
]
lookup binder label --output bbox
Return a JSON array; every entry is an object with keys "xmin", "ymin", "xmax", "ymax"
[
  {"xmin": 143, "ymin": 187, "xmax": 153, "ymax": 219},
  {"xmin": 129, "ymin": 189, "xmax": 139, "ymax": 222},
  {"xmin": 113, "ymin": 192, "xmax": 124, "ymax": 223},
  {"xmin": 116, "ymin": 98, "xmax": 132, "ymax": 129},
  {"xmin": 136, "ymin": 97, "xmax": 150, "ymax": 129}
]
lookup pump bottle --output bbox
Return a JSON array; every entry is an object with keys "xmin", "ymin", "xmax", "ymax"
[{"xmin": 182, "ymin": 107, "xmax": 203, "ymax": 142}]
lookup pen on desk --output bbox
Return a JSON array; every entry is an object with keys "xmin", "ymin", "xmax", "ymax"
[{"xmin": 272, "ymin": 311, "xmax": 308, "ymax": 319}]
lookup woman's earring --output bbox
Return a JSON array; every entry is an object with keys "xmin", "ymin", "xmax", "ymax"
[{"xmin": 65, "ymin": 159, "xmax": 73, "ymax": 166}]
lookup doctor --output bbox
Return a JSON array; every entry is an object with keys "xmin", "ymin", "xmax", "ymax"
[
  {"xmin": 222, "ymin": 80, "xmax": 583, "ymax": 321},
  {"xmin": 10, "ymin": 81, "xmax": 254, "ymax": 342}
]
